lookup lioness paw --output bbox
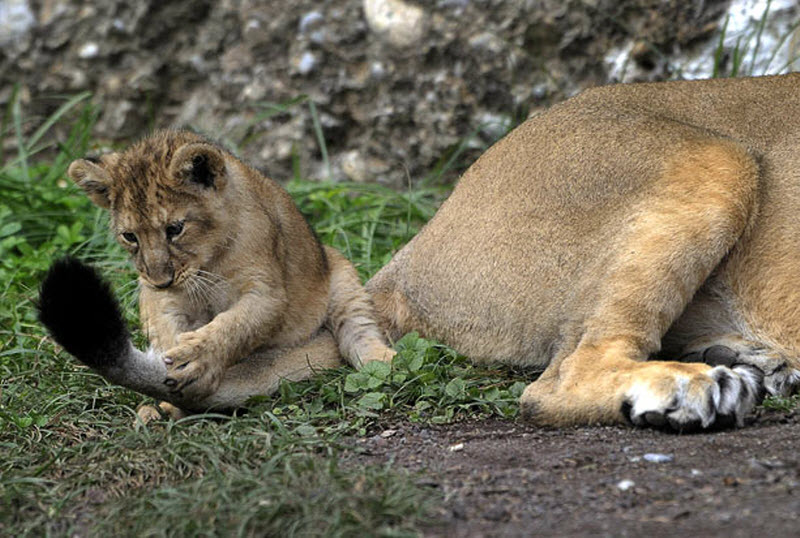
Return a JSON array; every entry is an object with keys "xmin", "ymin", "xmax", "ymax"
[
  {"xmin": 682, "ymin": 337, "xmax": 800, "ymax": 398},
  {"xmin": 622, "ymin": 364, "xmax": 763, "ymax": 432},
  {"xmin": 135, "ymin": 404, "xmax": 163, "ymax": 426},
  {"xmin": 134, "ymin": 401, "xmax": 188, "ymax": 427}
]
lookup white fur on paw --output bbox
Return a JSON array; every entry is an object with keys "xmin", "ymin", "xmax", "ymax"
[
  {"xmin": 761, "ymin": 365, "xmax": 800, "ymax": 397},
  {"xmin": 623, "ymin": 365, "xmax": 763, "ymax": 431},
  {"xmin": 691, "ymin": 341, "xmax": 800, "ymax": 398}
]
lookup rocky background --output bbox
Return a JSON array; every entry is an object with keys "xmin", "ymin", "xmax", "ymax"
[{"xmin": 2, "ymin": 0, "xmax": 799, "ymax": 185}]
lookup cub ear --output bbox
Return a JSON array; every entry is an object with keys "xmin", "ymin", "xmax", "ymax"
[
  {"xmin": 67, "ymin": 156, "xmax": 117, "ymax": 209},
  {"xmin": 169, "ymin": 143, "xmax": 227, "ymax": 190}
]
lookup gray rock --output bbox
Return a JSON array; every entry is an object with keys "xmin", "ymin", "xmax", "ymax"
[
  {"xmin": 2, "ymin": 0, "xmax": 798, "ymax": 187},
  {"xmin": 643, "ymin": 453, "xmax": 674, "ymax": 463},
  {"xmin": 0, "ymin": 0, "xmax": 35, "ymax": 50},
  {"xmin": 0, "ymin": 0, "xmax": 34, "ymax": 40},
  {"xmin": 363, "ymin": 0, "xmax": 428, "ymax": 49}
]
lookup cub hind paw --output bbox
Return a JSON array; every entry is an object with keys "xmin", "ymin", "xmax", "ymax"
[
  {"xmin": 134, "ymin": 401, "xmax": 188, "ymax": 427},
  {"xmin": 352, "ymin": 343, "xmax": 396, "ymax": 368}
]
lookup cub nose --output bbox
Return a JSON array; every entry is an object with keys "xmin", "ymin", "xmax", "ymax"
[
  {"xmin": 152, "ymin": 268, "xmax": 175, "ymax": 289},
  {"xmin": 153, "ymin": 276, "xmax": 174, "ymax": 289}
]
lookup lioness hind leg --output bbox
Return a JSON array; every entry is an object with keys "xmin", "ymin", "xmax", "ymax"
[
  {"xmin": 680, "ymin": 334, "xmax": 800, "ymax": 397},
  {"xmin": 521, "ymin": 139, "xmax": 764, "ymax": 430},
  {"xmin": 522, "ymin": 342, "xmax": 763, "ymax": 430}
]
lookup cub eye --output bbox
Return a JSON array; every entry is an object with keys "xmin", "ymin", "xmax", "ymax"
[
  {"xmin": 121, "ymin": 232, "xmax": 138, "ymax": 244},
  {"xmin": 166, "ymin": 221, "xmax": 185, "ymax": 240}
]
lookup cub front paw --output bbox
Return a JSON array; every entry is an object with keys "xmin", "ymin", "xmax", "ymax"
[
  {"xmin": 163, "ymin": 357, "xmax": 223, "ymax": 399},
  {"xmin": 163, "ymin": 333, "xmax": 222, "ymax": 399},
  {"xmin": 622, "ymin": 363, "xmax": 764, "ymax": 432}
]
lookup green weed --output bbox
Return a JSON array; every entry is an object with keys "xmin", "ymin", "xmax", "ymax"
[{"xmin": 761, "ymin": 394, "xmax": 800, "ymax": 413}]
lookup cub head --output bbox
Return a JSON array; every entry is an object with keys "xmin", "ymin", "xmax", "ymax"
[{"xmin": 68, "ymin": 130, "xmax": 235, "ymax": 290}]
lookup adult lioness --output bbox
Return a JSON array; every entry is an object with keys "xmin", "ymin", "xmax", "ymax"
[
  {"xmin": 39, "ymin": 130, "xmax": 393, "ymax": 417},
  {"xmin": 368, "ymin": 73, "xmax": 800, "ymax": 431}
]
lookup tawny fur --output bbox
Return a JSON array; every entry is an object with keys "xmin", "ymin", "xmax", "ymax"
[
  {"xmin": 368, "ymin": 73, "xmax": 800, "ymax": 430},
  {"xmin": 68, "ymin": 130, "xmax": 394, "ymax": 416}
]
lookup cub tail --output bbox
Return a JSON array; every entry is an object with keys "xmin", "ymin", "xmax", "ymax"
[{"xmin": 37, "ymin": 257, "xmax": 170, "ymax": 401}]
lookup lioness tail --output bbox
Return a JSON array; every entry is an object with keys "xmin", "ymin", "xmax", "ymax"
[{"xmin": 37, "ymin": 258, "xmax": 170, "ymax": 399}]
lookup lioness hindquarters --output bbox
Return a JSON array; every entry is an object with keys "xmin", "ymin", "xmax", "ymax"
[
  {"xmin": 520, "ymin": 139, "xmax": 776, "ymax": 429},
  {"xmin": 367, "ymin": 75, "xmax": 800, "ymax": 431}
]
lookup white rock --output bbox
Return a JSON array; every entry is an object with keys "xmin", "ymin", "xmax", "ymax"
[
  {"xmin": 606, "ymin": 0, "xmax": 800, "ymax": 82},
  {"xmin": 616, "ymin": 479, "xmax": 635, "ymax": 491},
  {"xmin": 363, "ymin": 0, "xmax": 427, "ymax": 48},
  {"xmin": 296, "ymin": 51, "xmax": 317, "ymax": 75},
  {"xmin": 448, "ymin": 442, "xmax": 464, "ymax": 452},
  {"xmin": 643, "ymin": 453, "xmax": 673, "ymax": 463},
  {"xmin": 79, "ymin": 42, "xmax": 100, "ymax": 59},
  {"xmin": 0, "ymin": 0, "xmax": 35, "ymax": 47}
]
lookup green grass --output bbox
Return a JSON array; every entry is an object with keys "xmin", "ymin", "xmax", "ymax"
[{"xmin": 0, "ymin": 95, "xmax": 530, "ymax": 536}]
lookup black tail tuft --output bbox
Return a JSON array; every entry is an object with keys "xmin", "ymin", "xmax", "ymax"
[{"xmin": 38, "ymin": 257, "xmax": 130, "ymax": 369}]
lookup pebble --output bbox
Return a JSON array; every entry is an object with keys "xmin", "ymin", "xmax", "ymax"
[
  {"xmin": 79, "ymin": 42, "xmax": 100, "ymax": 59},
  {"xmin": 616, "ymin": 479, "xmax": 635, "ymax": 491},
  {"xmin": 340, "ymin": 150, "xmax": 390, "ymax": 182},
  {"xmin": 299, "ymin": 11, "xmax": 323, "ymax": 33},
  {"xmin": 363, "ymin": 0, "xmax": 427, "ymax": 48},
  {"xmin": 298, "ymin": 11, "xmax": 326, "ymax": 44},
  {"xmin": 643, "ymin": 453, "xmax": 674, "ymax": 463},
  {"xmin": 448, "ymin": 442, "xmax": 464, "ymax": 452},
  {"xmin": 295, "ymin": 51, "xmax": 318, "ymax": 75}
]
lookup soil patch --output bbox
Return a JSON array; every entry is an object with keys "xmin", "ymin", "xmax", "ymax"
[{"xmin": 347, "ymin": 410, "xmax": 800, "ymax": 537}]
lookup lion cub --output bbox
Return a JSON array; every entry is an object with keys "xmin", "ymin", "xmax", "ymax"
[
  {"xmin": 46, "ymin": 129, "xmax": 393, "ymax": 415},
  {"xmin": 368, "ymin": 73, "xmax": 800, "ymax": 431}
]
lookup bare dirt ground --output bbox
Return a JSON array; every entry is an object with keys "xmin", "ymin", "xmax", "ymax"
[{"xmin": 348, "ymin": 409, "xmax": 800, "ymax": 537}]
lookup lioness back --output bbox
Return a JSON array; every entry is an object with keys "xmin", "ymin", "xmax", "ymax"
[{"xmin": 369, "ymin": 74, "xmax": 800, "ymax": 364}]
